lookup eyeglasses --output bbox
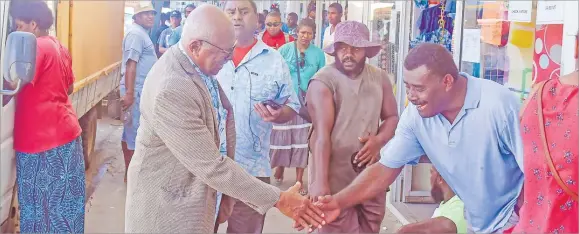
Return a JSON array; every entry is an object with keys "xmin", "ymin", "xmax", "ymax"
[
  {"xmin": 299, "ymin": 52, "xmax": 305, "ymax": 69},
  {"xmin": 201, "ymin": 40, "xmax": 236, "ymax": 60},
  {"xmin": 266, "ymin": 22, "xmax": 282, "ymax": 27}
]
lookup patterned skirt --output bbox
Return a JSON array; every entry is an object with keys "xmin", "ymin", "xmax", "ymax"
[
  {"xmin": 16, "ymin": 137, "xmax": 85, "ymax": 233},
  {"xmin": 269, "ymin": 115, "xmax": 311, "ymax": 168}
]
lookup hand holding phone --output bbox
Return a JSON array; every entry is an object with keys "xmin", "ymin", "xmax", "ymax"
[{"xmin": 261, "ymin": 95, "xmax": 290, "ymax": 110}]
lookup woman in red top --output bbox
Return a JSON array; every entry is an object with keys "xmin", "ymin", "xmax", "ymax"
[
  {"xmin": 260, "ymin": 11, "xmax": 294, "ymax": 49},
  {"xmin": 10, "ymin": 1, "xmax": 84, "ymax": 233},
  {"xmin": 509, "ymin": 31, "xmax": 578, "ymax": 234}
]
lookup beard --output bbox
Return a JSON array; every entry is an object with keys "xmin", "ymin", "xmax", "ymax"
[
  {"xmin": 335, "ymin": 55, "xmax": 366, "ymax": 77},
  {"xmin": 430, "ymin": 185, "xmax": 444, "ymax": 203}
]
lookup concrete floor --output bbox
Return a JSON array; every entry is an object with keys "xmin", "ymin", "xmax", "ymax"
[{"xmin": 84, "ymin": 118, "xmax": 403, "ymax": 233}]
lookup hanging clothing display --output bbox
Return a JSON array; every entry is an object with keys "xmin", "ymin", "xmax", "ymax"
[{"xmin": 409, "ymin": 2, "xmax": 455, "ymax": 52}]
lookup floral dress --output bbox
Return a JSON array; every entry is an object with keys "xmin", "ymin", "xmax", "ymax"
[{"xmin": 511, "ymin": 78, "xmax": 578, "ymax": 233}]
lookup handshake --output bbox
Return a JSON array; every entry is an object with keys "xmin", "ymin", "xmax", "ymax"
[{"xmin": 275, "ymin": 182, "xmax": 341, "ymax": 233}]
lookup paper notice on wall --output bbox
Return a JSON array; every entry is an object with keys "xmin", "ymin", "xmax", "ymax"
[
  {"xmin": 462, "ymin": 29, "xmax": 481, "ymax": 63},
  {"xmin": 508, "ymin": 1, "xmax": 533, "ymax": 22},
  {"xmin": 537, "ymin": 1, "xmax": 565, "ymax": 24}
]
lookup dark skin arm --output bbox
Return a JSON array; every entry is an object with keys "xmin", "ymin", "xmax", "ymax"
[
  {"xmin": 122, "ymin": 60, "xmax": 137, "ymax": 110},
  {"xmin": 68, "ymin": 84, "xmax": 74, "ymax": 95},
  {"xmin": 355, "ymin": 76, "xmax": 399, "ymax": 166},
  {"xmin": 334, "ymin": 163, "xmax": 402, "ymax": 210},
  {"xmin": 294, "ymin": 163, "xmax": 402, "ymax": 231},
  {"xmin": 306, "ymin": 80, "xmax": 335, "ymax": 199},
  {"xmin": 397, "ymin": 217, "xmax": 457, "ymax": 233}
]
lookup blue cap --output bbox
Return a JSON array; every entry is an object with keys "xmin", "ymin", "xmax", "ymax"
[{"xmin": 170, "ymin": 10, "xmax": 182, "ymax": 18}]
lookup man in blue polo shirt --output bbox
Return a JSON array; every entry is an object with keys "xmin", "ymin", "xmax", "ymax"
[{"xmin": 307, "ymin": 43, "xmax": 524, "ymax": 233}]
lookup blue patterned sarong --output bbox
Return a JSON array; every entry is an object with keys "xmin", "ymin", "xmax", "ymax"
[{"xmin": 16, "ymin": 137, "xmax": 85, "ymax": 233}]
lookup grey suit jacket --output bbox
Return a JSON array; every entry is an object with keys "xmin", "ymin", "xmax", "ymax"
[{"xmin": 125, "ymin": 46, "xmax": 281, "ymax": 233}]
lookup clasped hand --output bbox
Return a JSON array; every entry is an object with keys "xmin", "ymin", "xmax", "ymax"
[
  {"xmin": 293, "ymin": 195, "xmax": 341, "ymax": 233},
  {"xmin": 276, "ymin": 182, "xmax": 326, "ymax": 232}
]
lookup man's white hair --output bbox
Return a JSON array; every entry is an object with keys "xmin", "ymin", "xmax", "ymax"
[{"xmin": 180, "ymin": 4, "xmax": 232, "ymax": 47}]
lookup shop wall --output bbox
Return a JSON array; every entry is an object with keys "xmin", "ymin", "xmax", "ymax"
[{"xmin": 459, "ymin": 1, "xmax": 577, "ymax": 101}]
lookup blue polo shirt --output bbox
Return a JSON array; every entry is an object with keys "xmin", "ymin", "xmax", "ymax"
[{"xmin": 379, "ymin": 73, "xmax": 524, "ymax": 233}]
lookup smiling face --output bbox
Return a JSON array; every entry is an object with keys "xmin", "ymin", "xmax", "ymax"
[
  {"xmin": 265, "ymin": 14, "xmax": 282, "ymax": 36},
  {"xmin": 224, "ymin": 0, "xmax": 257, "ymax": 40},
  {"xmin": 403, "ymin": 65, "xmax": 454, "ymax": 118}
]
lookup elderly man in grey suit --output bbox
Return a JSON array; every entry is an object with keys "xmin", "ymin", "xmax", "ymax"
[{"xmin": 124, "ymin": 5, "xmax": 325, "ymax": 233}]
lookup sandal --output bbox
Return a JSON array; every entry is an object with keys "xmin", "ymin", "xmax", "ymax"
[
  {"xmin": 299, "ymin": 188, "xmax": 308, "ymax": 196},
  {"xmin": 274, "ymin": 177, "xmax": 283, "ymax": 186}
]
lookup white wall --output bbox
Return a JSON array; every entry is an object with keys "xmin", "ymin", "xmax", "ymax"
[{"xmin": 561, "ymin": 1, "xmax": 578, "ymax": 74}]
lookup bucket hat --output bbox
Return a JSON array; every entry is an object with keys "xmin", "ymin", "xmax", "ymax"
[
  {"xmin": 323, "ymin": 21, "xmax": 381, "ymax": 58},
  {"xmin": 132, "ymin": 1, "xmax": 156, "ymax": 18}
]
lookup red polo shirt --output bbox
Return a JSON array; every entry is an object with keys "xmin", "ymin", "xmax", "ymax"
[
  {"xmin": 14, "ymin": 36, "xmax": 81, "ymax": 153},
  {"xmin": 261, "ymin": 31, "xmax": 294, "ymax": 50}
]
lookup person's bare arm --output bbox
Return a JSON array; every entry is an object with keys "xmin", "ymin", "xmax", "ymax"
[
  {"xmin": 334, "ymin": 163, "xmax": 402, "ymax": 210},
  {"xmin": 68, "ymin": 84, "xmax": 74, "ymax": 95},
  {"xmin": 377, "ymin": 77, "xmax": 399, "ymax": 145},
  {"xmin": 307, "ymin": 80, "xmax": 335, "ymax": 197},
  {"xmin": 125, "ymin": 60, "xmax": 137, "ymax": 96},
  {"xmin": 272, "ymin": 106, "xmax": 297, "ymax": 123},
  {"xmin": 397, "ymin": 217, "xmax": 457, "ymax": 233}
]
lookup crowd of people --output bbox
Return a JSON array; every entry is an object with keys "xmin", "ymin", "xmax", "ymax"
[{"xmin": 5, "ymin": 0, "xmax": 578, "ymax": 233}]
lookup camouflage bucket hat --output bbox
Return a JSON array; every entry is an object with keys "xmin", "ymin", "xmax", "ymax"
[{"xmin": 323, "ymin": 21, "xmax": 381, "ymax": 58}]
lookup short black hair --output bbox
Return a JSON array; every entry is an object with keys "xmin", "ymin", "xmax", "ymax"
[
  {"xmin": 224, "ymin": 0, "xmax": 258, "ymax": 14},
  {"xmin": 288, "ymin": 12, "xmax": 298, "ymax": 19},
  {"xmin": 297, "ymin": 18, "xmax": 316, "ymax": 32},
  {"xmin": 10, "ymin": 0, "xmax": 54, "ymax": 31},
  {"xmin": 185, "ymin": 4, "xmax": 196, "ymax": 10},
  {"xmin": 404, "ymin": 43, "xmax": 459, "ymax": 80},
  {"xmin": 329, "ymin": 3, "xmax": 343, "ymax": 13}
]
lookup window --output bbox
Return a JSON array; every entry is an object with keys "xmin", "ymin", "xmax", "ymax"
[{"xmin": 459, "ymin": 0, "xmax": 567, "ymax": 101}]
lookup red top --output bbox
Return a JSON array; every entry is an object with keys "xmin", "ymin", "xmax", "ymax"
[
  {"xmin": 508, "ymin": 78, "xmax": 578, "ymax": 233},
  {"xmin": 261, "ymin": 31, "xmax": 294, "ymax": 50},
  {"xmin": 14, "ymin": 36, "xmax": 81, "ymax": 153},
  {"xmin": 232, "ymin": 38, "xmax": 258, "ymax": 67}
]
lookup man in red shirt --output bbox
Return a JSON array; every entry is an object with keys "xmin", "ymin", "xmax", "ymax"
[{"xmin": 259, "ymin": 11, "xmax": 294, "ymax": 49}]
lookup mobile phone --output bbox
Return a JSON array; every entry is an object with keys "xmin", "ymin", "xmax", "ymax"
[{"xmin": 262, "ymin": 95, "xmax": 290, "ymax": 110}]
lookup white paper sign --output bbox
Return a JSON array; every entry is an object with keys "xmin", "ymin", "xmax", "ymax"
[
  {"xmin": 536, "ymin": 1, "xmax": 565, "ymax": 24},
  {"xmin": 462, "ymin": 29, "xmax": 481, "ymax": 63},
  {"xmin": 508, "ymin": 1, "xmax": 532, "ymax": 22}
]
